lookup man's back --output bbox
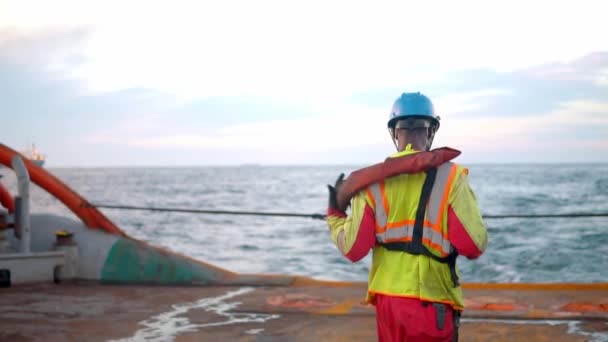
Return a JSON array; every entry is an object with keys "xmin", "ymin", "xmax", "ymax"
[{"xmin": 364, "ymin": 159, "xmax": 476, "ymax": 310}]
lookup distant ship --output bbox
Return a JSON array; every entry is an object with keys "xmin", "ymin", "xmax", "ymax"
[{"xmin": 23, "ymin": 144, "xmax": 45, "ymax": 167}]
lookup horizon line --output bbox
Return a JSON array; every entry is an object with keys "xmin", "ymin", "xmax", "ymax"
[{"xmin": 29, "ymin": 161, "xmax": 608, "ymax": 169}]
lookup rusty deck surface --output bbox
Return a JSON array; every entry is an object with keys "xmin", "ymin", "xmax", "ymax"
[{"xmin": 1, "ymin": 282, "xmax": 607, "ymax": 341}]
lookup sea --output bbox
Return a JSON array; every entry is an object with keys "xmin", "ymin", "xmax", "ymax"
[{"xmin": 1, "ymin": 164, "xmax": 607, "ymax": 283}]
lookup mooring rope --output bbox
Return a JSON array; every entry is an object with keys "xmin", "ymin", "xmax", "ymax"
[{"xmin": 90, "ymin": 203, "xmax": 608, "ymax": 221}]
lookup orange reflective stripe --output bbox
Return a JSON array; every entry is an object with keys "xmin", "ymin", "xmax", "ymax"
[
  {"xmin": 428, "ymin": 222, "xmax": 447, "ymax": 235},
  {"xmin": 387, "ymin": 220, "xmax": 435, "ymax": 229},
  {"xmin": 379, "ymin": 181, "xmax": 390, "ymax": 219},
  {"xmin": 423, "ymin": 222, "xmax": 448, "ymax": 241},
  {"xmin": 383, "ymin": 236, "xmax": 413, "ymax": 244},
  {"xmin": 387, "ymin": 219, "xmax": 415, "ymax": 228},
  {"xmin": 430, "ymin": 223, "xmax": 450, "ymax": 241},
  {"xmin": 422, "ymin": 237, "xmax": 449, "ymax": 257},
  {"xmin": 376, "ymin": 223, "xmax": 387, "ymax": 234},
  {"xmin": 365, "ymin": 188, "xmax": 376, "ymax": 210},
  {"xmin": 436, "ymin": 164, "xmax": 458, "ymax": 226}
]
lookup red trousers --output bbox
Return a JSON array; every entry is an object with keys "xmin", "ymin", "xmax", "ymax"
[{"xmin": 375, "ymin": 295, "xmax": 458, "ymax": 342}]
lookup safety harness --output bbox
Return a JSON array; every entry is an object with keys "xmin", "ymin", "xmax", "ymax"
[{"xmin": 378, "ymin": 168, "xmax": 460, "ymax": 287}]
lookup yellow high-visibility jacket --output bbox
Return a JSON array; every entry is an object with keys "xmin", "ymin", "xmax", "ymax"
[{"xmin": 327, "ymin": 146, "xmax": 488, "ymax": 310}]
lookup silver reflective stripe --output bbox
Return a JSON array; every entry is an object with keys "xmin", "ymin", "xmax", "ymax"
[
  {"xmin": 427, "ymin": 163, "xmax": 455, "ymax": 225},
  {"xmin": 422, "ymin": 225, "xmax": 453, "ymax": 254},
  {"xmin": 377, "ymin": 224, "xmax": 451, "ymax": 254},
  {"xmin": 369, "ymin": 183, "xmax": 387, "ymax": 228},
  {"xmin": 376, "ymin": 224, "xmax": 414, "ymax": 242}
]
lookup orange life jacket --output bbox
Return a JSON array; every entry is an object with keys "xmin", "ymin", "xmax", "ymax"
[{"xmin": 336, "ymin": 147, "xmax": 461, "ymax": 211}]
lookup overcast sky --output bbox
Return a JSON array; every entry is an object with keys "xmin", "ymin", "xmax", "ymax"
[{"xmin": 2, "ymin": 0, "xmax": 607, "ymax": 166}]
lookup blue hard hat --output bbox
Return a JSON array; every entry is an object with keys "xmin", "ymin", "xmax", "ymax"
[{"xmin": 388, "ymin": 92, "xmax": 440, "ymax": 129}]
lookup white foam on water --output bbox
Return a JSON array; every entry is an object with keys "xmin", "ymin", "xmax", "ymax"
[
  {"xmin": 109, "ymin": 287, "xmax": 280, "ymax": 342},
  {"xmin": 463, "ymin": 318, "xmax": 608, "ymax": 342},
  {"xmin": 487, "ymin": 263, "xmax": 523, "ymax": 282}
]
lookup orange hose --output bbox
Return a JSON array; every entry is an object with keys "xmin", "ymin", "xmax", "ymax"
[
  {"xmin": 0, "ymin": 144, "xmax": 125, "ymax": 236},
  {"xmin": 0, "ymin": 183, "xmax": 14, "ymax": 213}
]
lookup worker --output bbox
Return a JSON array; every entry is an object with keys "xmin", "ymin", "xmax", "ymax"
[{"xmin": 326, "ymin": 92, "xmax": 488, "ymax": 341}]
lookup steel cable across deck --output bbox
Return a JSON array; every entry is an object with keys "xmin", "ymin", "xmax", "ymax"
[{"xmin": 89, "ymin": 203, "xmax": 608, "ymax": 221}]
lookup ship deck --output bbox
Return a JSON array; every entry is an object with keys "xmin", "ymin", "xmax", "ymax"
[{"xmin": 1, "ymin": 282, "xmax": 607, "ymax": 341}]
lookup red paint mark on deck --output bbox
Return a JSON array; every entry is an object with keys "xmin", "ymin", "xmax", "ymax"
[
  {"xmin": 560, "ymin": 303, "xmax": 608, "ymax": 312},
  {"xmin": 465, "ymin": 296, "xmax": 526, "ymax": 311},
  {"xmin": 478, "ymin": 303, "xmax": 519, "ymax": 311},
  {"xmin": 267, "ymin": 294, "xmax": 336, "ymax": 308}
]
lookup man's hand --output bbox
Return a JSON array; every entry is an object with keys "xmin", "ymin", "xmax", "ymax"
[{"xmin": 327, "ymin": 173, "xmax": 345, "ymax": 211}]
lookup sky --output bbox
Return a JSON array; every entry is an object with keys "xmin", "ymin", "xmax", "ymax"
[{"xmin": 1, "ymin": 0, "xmax": 607, "ymax": 166}]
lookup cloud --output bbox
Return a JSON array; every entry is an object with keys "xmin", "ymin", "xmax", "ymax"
[
  {"xmin": 434, "ymin": 89, "xmax": 513, "ymax": 117},
  {"xmin": 0, "ymin": 27, "xmax": 88, "ymax": 68},
  {"xmin": 87, "ymin": 103, "xmax": 386, "ymax": 150},
  {"xmin": 1, "ymin": 26, "xmax": 607, "ymax": 165},
  {"xmin": 598, "ymin": 70, "xmax": 608, "ymax": 86},
  {"xmin": 351, "ymin": 52, "xmax": 608, "ymax": 122},
  {"xmin": 462, "ymin": 52, "xmax": 608, "ymax": 118},
  {"xmin": 0, "ymin": 29, "xmax": 176, "ymax": 165},
  {"xmin": 75, "ymin": 52, "xmax": 608, "ymax": 164},
  {"xmin": 515, "ymin": 52, "xmax": 608, "ymax": 95},
  {"xmin": 434, "ymin": 98, "xmax": 608, "ymax": 163}
]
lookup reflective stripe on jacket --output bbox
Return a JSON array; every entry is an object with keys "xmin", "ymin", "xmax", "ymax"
[{"xmin": 327, "ymin": 147, "xmax": 488, "ymax": 310}]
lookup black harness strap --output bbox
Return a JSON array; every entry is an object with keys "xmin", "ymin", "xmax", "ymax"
[
  {"xmin": 413, "ymin": 167, "xmax": 437, "ymax": 246},
  {"xmin": 380, "ymin": 168, "xmax": 460, "ymax": 287}
]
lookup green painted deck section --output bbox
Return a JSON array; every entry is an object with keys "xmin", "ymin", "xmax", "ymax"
[{"xmin": 100, "ymin": 238, "xmax": 229, "ymax": 284}]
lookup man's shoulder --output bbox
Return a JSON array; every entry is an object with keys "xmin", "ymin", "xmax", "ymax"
[{"xmin": 438, "ymin": 162, "xmax": 471, "ymax": 183}]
